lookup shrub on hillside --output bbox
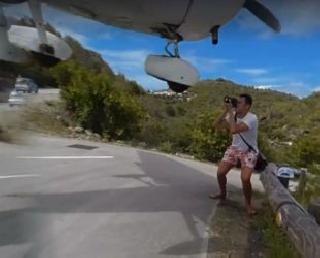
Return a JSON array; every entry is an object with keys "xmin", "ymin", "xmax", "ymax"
[
  {"xmin": 51, "ymin": 61, "xmax": 146, "ymax": 140},
  {"xmin": 165, "ymin": 106, "xmax": 176, "ymax": 117},
  {"xmin": 136, "ymin": 117, "xmax": 168, "ymax": 147},
  {"xmin": 190, "ymin": 111, "xmax": 230, "ymax": 162},
  {"xmin": 291, "ymin": 129, "xmax": 320, "ymax": 168}
]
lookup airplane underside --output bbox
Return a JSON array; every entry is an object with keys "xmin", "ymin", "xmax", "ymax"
[{"xmin": 0, "ymin": 0, "xmax": 280, "ymax": 92}]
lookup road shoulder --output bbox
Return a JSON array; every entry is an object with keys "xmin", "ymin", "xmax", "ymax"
[{"xmin": 207, "ymin": 189, "xmax": 265, "ymax": 258}]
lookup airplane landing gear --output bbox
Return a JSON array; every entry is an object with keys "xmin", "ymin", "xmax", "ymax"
[
  {"xmin": 145, "ymin": 41, "xmax": 200, "ymax": 93},
  {"xmin": 28, "ymin": 0, "xmax": 54, "ymax": 56},
  {"xmin": 0, "ymin": 5, "xmax": 28, "ymax": 62}
]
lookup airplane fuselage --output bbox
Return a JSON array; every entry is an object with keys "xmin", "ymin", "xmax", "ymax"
[{"xmin": 43, "ymin": 0, "xmax": 245, "ymax": 41}]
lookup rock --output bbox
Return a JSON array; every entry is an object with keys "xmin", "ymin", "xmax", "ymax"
[
  {"xmin": 85, "ymin": 130, "xmax": 93, "ymax": 136},
  {"xmin": 74, "ymin": 126, "xmax": 84, "ymax": 133}
]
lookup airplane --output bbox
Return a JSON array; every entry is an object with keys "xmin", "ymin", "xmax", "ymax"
[{"xmin": 0, "ymin": 0, "xmax": 281, "ymax": 92}]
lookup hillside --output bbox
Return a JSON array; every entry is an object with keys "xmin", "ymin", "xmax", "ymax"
[
  {"xmin": 138, "ymin": 79, "xmax": 319, "ymax": 166},
  {"xmin": 142, "ymin": 79, "xmax": 316, "ymax": 142},
  {"xmin": 64, "ymin": 37, "xmax": 114, "ymax": 75}
]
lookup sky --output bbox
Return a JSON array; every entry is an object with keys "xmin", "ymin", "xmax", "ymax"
[{"xmin": 4, "ymin": 1, "xmax": 320, "ymax": 98}]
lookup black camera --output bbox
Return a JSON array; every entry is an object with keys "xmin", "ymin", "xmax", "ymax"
[{"xmin": 224, "ymin": 96, "xmax": 238, "ymax": 108}]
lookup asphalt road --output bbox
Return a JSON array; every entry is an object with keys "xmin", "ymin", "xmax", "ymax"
[{"xmin": 0, "ymin": 135, "xmax": 263, "ymax": 258}]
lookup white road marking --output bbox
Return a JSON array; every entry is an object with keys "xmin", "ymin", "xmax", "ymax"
[
  {"xmin": 0, "ymin": 174, "xmax": 40, "ymax": 179},
  {"xmin": 16, "ymin": 156, "xmax": 114, "ymax": 159}
]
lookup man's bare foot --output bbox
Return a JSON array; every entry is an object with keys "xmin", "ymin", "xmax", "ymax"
[
  {"xmin": 209, "ymin": 193, "xmax": 227, "ymax": 206},
  {"xmin": 246, "ymin": 206, "xmax": 258, "ymax": 216},
  {"xmin": 209, "ymin": 193, "xmax": 226, "ymax": 200}
]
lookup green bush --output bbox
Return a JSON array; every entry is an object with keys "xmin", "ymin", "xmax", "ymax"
[
  {"xmin": 290, "ymin": 129, "xmax": 320, "ymax": 204},
  {"xmin": 190, "ymin": 111, "xmax": 230, "ymax": 162},
  {"xmin": 253, "ymin": 202, "xmax": 301, "ymax": 258},
  {"xmin": 177, "ymin": 106, "xmax": 186, "ymax": 116},
  {"xmin": 167, "ymin": 121, "xmax": 194, "ymax": 154},
  {"xmin": 51, "ymin": 61, "xmax": 146, "ymax": 140},
  {"xmin": 165, "ymin": 106, "xmax": 176, "ymax": 117},
  {"xmin": 159, "ymin": 141, "xmax": 173, "ymax": 153},
  {"xmin": 136, "ymin": 118, "xmax": 168, "ymax": 147},
  {"xmin": 292, "ymin": 130, "xmax": 320, "ymax": 167}
]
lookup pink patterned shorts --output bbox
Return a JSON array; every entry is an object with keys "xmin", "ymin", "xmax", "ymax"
[{"xmin": 222, "ymin": 146, "xmax": 258, "ymax": 169}]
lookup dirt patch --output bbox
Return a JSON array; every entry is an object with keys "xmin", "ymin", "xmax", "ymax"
[
  {"xmin": 22, "ymin": 102, "xmax": 69, "ymax": 136},
  {"xmin": 0, "ymin": 109, "xmax": 26, "ymax": 143},
  {"xmin": 207, "ymin": 190, "xmax": 266, "ymax": 258}
]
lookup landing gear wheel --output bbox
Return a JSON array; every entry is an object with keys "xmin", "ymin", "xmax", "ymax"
[
  {"xmin": 31, "ymin": 51, "xmax": 60, "ymax": 67},
  {"xmin": 39, "ymin": 43, "xmax": 55, "ymax": 55}
]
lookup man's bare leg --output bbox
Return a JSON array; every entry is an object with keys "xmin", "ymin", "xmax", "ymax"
[
  {"xmin": 209, "ymin": 161, "xmax": 233, "ymax": 202},
  {"xmin": 241, "ymin": 166, "xmax": 257, "ymax": 215}
]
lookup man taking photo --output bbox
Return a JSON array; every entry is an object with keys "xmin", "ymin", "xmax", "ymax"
[{"xmin": 210, "ymin": 93, "xmax": 259, "ymax": 216}]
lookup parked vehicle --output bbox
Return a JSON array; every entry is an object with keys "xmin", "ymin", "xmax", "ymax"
[
  {"xmin": 8, "ymin": 90, "xmax": 27, "ymax": 107},
  {"xmin": 14, "ymin": 76, "xmax": 39, "ymax": 93}
]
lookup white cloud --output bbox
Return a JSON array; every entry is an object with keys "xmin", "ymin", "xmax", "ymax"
[
  {"xmin": 100, "ymin": 32, "xmax": 112, "ymax": 40},
  {"xmin": 101, "ymin": 49, "xmax": 166, "ymax": 90},
  {"xmin": 312, "ymin": 86, "xmax": 320, "ymax": 92},
  {"xmin": 249, "ymin": 76, "xmax": 318, "ymax": 97},
  {"xmin": 273, "ymin": 81, "xmax": 313, "ymax": 98},
  {"xmin": 253, "ymin": 77, "xmax": 282, "ymax": 84},
  {"xmin": 101, "ymin": 49, "xmax": 150, "ymax": 72},
  {"xmin": 184, "ymin": 55, "xmax": 233, "ymax": 73},
  {"xmin": 236, "ymin": 68, "xmax": 268, "ymax": 76},
  {"xmin": 57, "ymin": 26, "xmax": 88, "ymax": 45}
]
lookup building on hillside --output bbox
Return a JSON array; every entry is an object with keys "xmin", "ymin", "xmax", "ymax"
[{"xmin": 148, "ymin": 89, "xmax": 197, "ymax": 102}]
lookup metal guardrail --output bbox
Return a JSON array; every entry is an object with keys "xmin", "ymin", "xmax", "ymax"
[{"xmin": 260, "ymin": 164, "xmax": 320, "ymax": 258}]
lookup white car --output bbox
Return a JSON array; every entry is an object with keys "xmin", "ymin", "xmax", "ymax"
[
  {"xmin": 15, "ymin": 77, "xmax": 39, "ymax": 93},
  {"xmin": 8, "ymin": 90, "xmax": 27, "ymax": 107}
]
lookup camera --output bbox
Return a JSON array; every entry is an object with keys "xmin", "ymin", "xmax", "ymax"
[{"xmin": 224, "ymin": 96, "xmax": 238, "ymax": 108}]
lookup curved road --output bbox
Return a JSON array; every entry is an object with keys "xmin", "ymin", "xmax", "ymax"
[{"xmin": 0, "ymin": 135, "xmax": 263, "ymax": 258}]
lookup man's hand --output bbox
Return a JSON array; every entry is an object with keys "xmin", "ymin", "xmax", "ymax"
[
  {"xmin": 224, "ymin": 102, "xmax": 233, "ymax": 112},
  {"xmin": 212, "ymin": 104, "xmax": 230, "ymax": 131},
  {"xmin": 225, "ymin": 105, "xmax": 249, "ymax": 134},
  {"xmin": 225, "ymin": 103, "xmax": 235, "ymax": 123}
]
